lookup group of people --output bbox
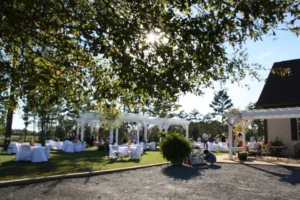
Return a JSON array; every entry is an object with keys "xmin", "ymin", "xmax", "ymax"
[
  {"xmin": 66, "ymin": 131, "xmax": 80, "ymax": 142},
  {"xmin": 122, "ymin": 132, "xmax": 146, "ymax": 144},
  {"xmin": 197, "ymin": 133, "xmax": 228, "ymax": 150}
]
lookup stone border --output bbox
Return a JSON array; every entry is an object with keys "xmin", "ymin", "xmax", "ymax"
[{"xmin": 0, "ymin": 162, "xmax": 170, "ymax": 188}]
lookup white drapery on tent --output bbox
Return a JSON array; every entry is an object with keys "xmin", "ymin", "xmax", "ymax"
[{"xmin": 224, "ymin": 107, "xmax": 300, "ymax": 160}]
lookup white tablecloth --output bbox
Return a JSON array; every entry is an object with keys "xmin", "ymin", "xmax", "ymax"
[
  {"xmin": 14, "ymin": 145, "xmax": 48, "ymax": 162},
  {"xmin": 47, "ymin": 140, "xmax": 64, "ymax": 150},
  {"xmin": 31, "ymin": 146, "xmax": 48, "ymax": 162}
]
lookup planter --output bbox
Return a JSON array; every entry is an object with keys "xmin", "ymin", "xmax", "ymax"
[
  {"xmin": 171, "ymin": 159, "xmax": 184, "ymax": 166},
  {"xmin": 238, "ymin": 152, "xmax": 247, "ymax": 161}
]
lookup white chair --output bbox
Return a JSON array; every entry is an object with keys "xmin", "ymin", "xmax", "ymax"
[
  {"xmin": 49, "ymin": 140, "xmax": 55, "ymax": 149},
  {"xmin": 62, "ymin": 141, "xmax": 68, "ymax": 152},
  {"xmin": 111, "ymin": 145, "xmax": 119, "ymax": 152},
  {"xmin": 74, "ymin": 142, "xmax": 83, "ymax": 152},
  {"xmin": 57, "ymin": 141, "xmax": 63, "ymax": 150},
  {"xmin": 45, "ymin": 145, "xmax": 51, "ymax": 159},
  {"xmin": 7, "ymin": 143, "xmax": 14, "ymax": 154},
  {"xmin": 35, "ymin": 143, "xmax": 42, "ymax": 147},
  {"xmin": 136, "ymin": 145, "xmax": 143, "ymax": 155},
  {"xmin": 109, "ymin": 145, "xmax": 117, "ymax": 158},
  {"xmin": 15, "ymin": 145, "xmax": 32, "ymax": 161},
  {"xmin": 149, "ymin": 142, "xmax": 156, "ymax": 151},
  {"xmin": 210, "ymin": 142, "xmax": 219, "ymax": 152},
  {"xmin": 118, "ymin": 146, "xmax": 128, "ymax": 158},
  {"xmin": 65, "ymin": 143, "xmax": 75, "ymax": 153},
  {"xmin": 131, "ymin": 146, "xmax": 142, "ymax": 159},
  {"xmin": 15, "ymin": 143, "xmax": 22, "ymax": 153},
  {"xmin": 139, "ymin": 142, "xmax": 146, "ymax": 150},
  {"xmin": 81, "ymin": 142, "xmax": 86, "ymax": 151},
  {"xmin": 219, "ymin": 142, "xmax": 228, "ymax": 152}
]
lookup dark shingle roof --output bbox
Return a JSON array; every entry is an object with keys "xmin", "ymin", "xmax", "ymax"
[{"xmin": 256, "ymin": 58, "xmax": 300, "ymax": 108}]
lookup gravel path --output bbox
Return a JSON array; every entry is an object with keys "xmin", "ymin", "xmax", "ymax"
[{"xmin": 1, "ymin": 163, "xmax": 300, "ymax": 200}]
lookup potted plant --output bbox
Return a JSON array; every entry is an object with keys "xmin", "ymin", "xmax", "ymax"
[
  {"xmin": 160, "ymin": 132, "xmax": 192, "ymax": 165},
  {"xmin": 294, "ymin": 142, "xmax": 300, "ymax": 158},
  {"xmin": 268, "ymin": 137, "xmax": 286, "ymax": 157},
  {"xmin": 238, "ymin": 151, "xmax": 248, "ymax": 161}
]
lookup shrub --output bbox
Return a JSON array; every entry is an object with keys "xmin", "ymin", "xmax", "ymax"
[
  {"xmin": 268, "ymin": 137, "xmax": 286, "ymax": 157},
  {"xmin": 159, "ymin": 132, "xmax": 168, "ymax": 139},
  {"xmin": 160, "ymin": 132, "xmax": 192, "ymax": 165}
]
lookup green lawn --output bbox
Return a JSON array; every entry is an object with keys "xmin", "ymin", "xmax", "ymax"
[
  {"xmin": 0, "ymin": 148, "xmax": 228, "ymax": 182},
  {"xmin": 0, "ymin": 147, "xmax": 167, "ymax": 181},
  {"xmin": 214, "ymin": 152, "xmax": 228, "ymax": 156}
]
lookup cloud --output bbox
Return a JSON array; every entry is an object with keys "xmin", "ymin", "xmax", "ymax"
[{"xmin": 256, "ymin": 52, "xmax": 273, "ymax": 60}]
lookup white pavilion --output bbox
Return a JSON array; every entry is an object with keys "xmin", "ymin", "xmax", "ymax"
[
  {"xmin": 224, "ymin": 107, "xmax": 300, "ymax": 159},
  {"xmin": 75, "ymin": 112, "xmax": 190, "ymax": 144}
]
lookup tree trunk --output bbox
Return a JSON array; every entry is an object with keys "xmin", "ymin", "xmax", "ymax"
[
  {"xmin": 40, "ymin": 113, "xmax": 45, "ymax": 145},
  {"xmin": 4, "ymin": 109, "xmax": 14, "ymax": 151},
  {"xmin": 4, "ymin": 75, "xmax": 16, "ymax": 151},
  {"xmin": 24, "ymin": 128, "xmax": 27, "ymax": 142}
]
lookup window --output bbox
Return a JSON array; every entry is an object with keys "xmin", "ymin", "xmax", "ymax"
[
  {"xmin": 291, "ymin": 118, "xmax": 300, "ymax": 140},
  {"xmin": 297, "ymin": 118, "xmax": 300, "ymax": 140}
]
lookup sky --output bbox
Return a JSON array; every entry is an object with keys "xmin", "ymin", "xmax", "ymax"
[
  {"xmin": 11, "ymin": 28, "xmax": 300, "ymax": 130},
  {"xmin": 179, "ymin": 30, "xmax": 300, "ymax": 115}
]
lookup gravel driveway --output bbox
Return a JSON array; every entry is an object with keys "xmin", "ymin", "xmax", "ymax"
[{"xmin": 0, "ymin": 163, "xmax": 300, "ymax": 200}]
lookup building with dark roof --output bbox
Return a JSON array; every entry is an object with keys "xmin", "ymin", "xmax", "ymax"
[
  {"xmin": 256, "ymin": 59, "xmax": 300, "ymax": 155},
  {"xmin": 257, "ymin": 58, "xmax": 300, "ymax": 108}
]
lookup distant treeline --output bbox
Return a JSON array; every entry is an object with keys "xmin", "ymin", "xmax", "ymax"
[{"xmin": 3, "ymin": 129, "xmax": 37, "ymax": 136}]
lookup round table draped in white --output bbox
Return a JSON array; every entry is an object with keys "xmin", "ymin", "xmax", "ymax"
[{"xmin": 31, "ymin": 146, "xmax": 48, "ymax": 162}]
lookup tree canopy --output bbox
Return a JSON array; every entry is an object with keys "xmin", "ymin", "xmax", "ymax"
[
  {"xmin": 1, "ymin": 0, "xmax": 300, "ymax": 115},
  {"xmin": 210, "ymin": 89, "xmax": 233, "ymax": 117}
]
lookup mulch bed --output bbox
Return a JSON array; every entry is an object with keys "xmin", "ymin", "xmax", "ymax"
[
  {"xmin": 253, "ymin": 156, "xmax": 300, "ymax": 164},
  {"xmin": 229, "ymin": 155, "xmax": 300, "ymax": 164}
]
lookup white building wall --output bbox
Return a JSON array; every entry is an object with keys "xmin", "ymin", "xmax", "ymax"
[{"xmin": 267, "ymin": 119, "xmax": 298, "ymax": 155}]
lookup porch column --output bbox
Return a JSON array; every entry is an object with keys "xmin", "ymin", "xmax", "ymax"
[
  {"xmin": 115, "ymin": 127, "xmax": 119, "ymax": 145},
  {"xmin": 228, "ymin": 116, "xmax": 233, "ymax": 160},
  {"xmin": 186, "ymin": 125, "xmax": 189, "ymax": 138},
  {"xmin": 96, "ymin": 125, "xmax": 99, "ymax": 142},
  {"xmin": 241, "ymin": 122, "xmax": 246, "ymax": 149},
  {"xmin": 144, "ymin": 124, "xmax": 147, "ymax": 142},
  {"xmin": 76, "ymin": 123, "xmax": 79, "ymax": 136},
  {"xmin": 158, "ymin": 126, "xmax": 163, "ymax": 142},
  {"xmin": 90, "ymin": 124, "xmax": 94, "ymax": 138},
  {"xmin": 137, "ymin": 128, "xmax": 140, "ymax": 143},
  {"xmin": 81, "ymin": 123, "xmax": 84, "ymax": 141},
  {"xmin": 109, "ymin": 127, "xmax": 114, "ymax": 144}
]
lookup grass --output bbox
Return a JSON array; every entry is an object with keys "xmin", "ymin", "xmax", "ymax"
[
  {"xmin": 214, "ymin": 152, "xmax": 228, "ymax": 156},
  {"xmin": 0, "ymin": 147, "xmax": 228, "ymax": 182},
  {"xmin": 0, "ymin": 147, "xmax": 167, "ymax": 181}
]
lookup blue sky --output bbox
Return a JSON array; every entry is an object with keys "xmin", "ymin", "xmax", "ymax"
[
  {"xmin": 179, "ymin": 30, "xmax": 300, "ymax": 115},
  {"xmin": 12, "ymin": 29, "xmax": 300, "ymax": 130}
]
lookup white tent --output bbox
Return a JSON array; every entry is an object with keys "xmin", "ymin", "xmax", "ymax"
[{"xmin": 224, "ymin": 107, "xmax": 300, "ymax": 159}]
